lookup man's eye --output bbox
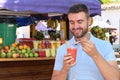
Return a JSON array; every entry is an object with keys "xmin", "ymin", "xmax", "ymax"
[
  {"xmin": 78, "ymin": 21, "xmax": 82, "ymax": 24},
  {"xmin": 70, "ymin": 22, "xmax": 74, "ymax": 24}
]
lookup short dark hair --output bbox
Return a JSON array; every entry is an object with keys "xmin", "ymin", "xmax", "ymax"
[{"xmin": 68, "ymin": 3, "xmax": 90, "ymax": 18}]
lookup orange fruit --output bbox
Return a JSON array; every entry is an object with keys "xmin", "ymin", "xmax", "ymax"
[
  {"xmin": 4, "ymin": 46, "xmax": 9, "ymax": 50},
  {"xmin": 19, "ymin": 45, "xmax": 23, "ymax": 50},
  {"xmin": 14, "ymin": 42, "xmax": 18, "ymax": 46},
  {"xmin": 12, "ymin": 53, "xmax": 20, "ymax": 58},
  {"xmin": 23, "ymin": 44, "xmax": 28, "ymax": 49},
  {"xmin": 12, "ymin": 43, "xmax": 17, "ymax": 48}
]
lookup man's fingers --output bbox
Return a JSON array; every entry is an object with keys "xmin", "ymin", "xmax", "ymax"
[
  {"xmin": 71, "ymin": 62, "xmax": 76, "ymax": 66},
  {"xmin": 64, "ymin": 55, "xmax": 72, "ymax": 61},
  {"xmin": 64, "ymin": 54, "xmax": 74, "ymax": 64},
  {"xmin": 65, "ymin": 58, "xmax": 74, "ymax": 64}
]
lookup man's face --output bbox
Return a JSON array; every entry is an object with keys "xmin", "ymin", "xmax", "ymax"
[{"xmin": 68, "ymin": 12, "xmax": 90, "ymax": 38}]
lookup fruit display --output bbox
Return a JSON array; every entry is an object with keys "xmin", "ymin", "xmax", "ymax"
[
  {"xmin": 90, "ymin": 26, "xmax": 107, "ymax": 40},
  {"xmin": 55, "ymin": 19, "xmax": 59, "ymax": 29},
  {"xmin": 0, "ymin": 38, "xmax": 67, "ymax": 58},
  {"xmin": 34, "ymin": 31, "xmax": 44, "ymax": 40},
  {"xmin": 0, "ymin": 42, "xmax": 38, "ymax": 58},
  {"xmin": 47, "ymin": 18, "xmax": 59, "ymax": 29},
  {"xmin": 18, "ymin": 38, "xmax": 36, "ymax": 49},
  {"xmin": 48, "ymin": 31, "xmax": 60, "ymax": 40},
  {"xmin": 47, "ymin": 18, "xmax": 54, "ymax": 28}
]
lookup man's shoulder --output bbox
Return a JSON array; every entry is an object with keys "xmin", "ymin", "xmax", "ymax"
[
  {"xmin": 91, "ymin": 34, "xmax": 111, "ymax": 45},
  {"xmin": 57, "ymin": 42, "xmax": 67, "ymax": 51}
]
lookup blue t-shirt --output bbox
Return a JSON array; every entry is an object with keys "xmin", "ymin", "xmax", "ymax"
[{"xmin": 54, "ymin": 34, "xmax": 116, "ymax": 80}]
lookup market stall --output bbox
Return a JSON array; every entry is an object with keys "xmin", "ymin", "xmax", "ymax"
[
  {"xmin": 0, "ymin": 0, "xmax": 101, "ymax": 16},
  {"xmin": 0, "ymin": 0, "xmax": 102, "ymax": 80}
]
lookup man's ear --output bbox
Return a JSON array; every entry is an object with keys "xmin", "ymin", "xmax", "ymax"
[{"xmin": 88, "ymin": 17, "xmax": 93, "ymax": 26}]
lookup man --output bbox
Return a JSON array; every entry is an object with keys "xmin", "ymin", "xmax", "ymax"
[{"xmin": 51, "ymin": 3, "xmax": 120, "ymax": 80}]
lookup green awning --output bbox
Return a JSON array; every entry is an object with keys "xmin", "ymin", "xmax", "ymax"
[{"xmin": 100, "ymin": 0, "xmax": 120, "ymax": 4}]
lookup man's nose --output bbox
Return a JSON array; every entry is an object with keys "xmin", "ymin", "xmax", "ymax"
[{"xmin": 74, "ymin": 23, "xmax": 79, "ymax": 28}]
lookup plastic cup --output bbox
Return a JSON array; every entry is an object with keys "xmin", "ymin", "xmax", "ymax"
[
  {"xmin": 33, "ymin": 40, "xmax": 39, "ymax": 49},
  {"xmin": 50, "ymin": 48, "xmax": 56, "ymax": 57},
  {"xmin": 51, "ymin": 41, "xmax": 56, "ymax": 49},
  {"xmin": 37, "ymin": 49, "xmax": 46, "ymax": 57},
  {"xmin": 45, "ymin": 49, "xmax": 51, "ymax": 57},
  {"xmin": 56, "ymin": 41, "xmax": 61, "ymax": 48},
  {"xmin": 67, "ymin": 47, "xmax": 77, "ymax": 64}
]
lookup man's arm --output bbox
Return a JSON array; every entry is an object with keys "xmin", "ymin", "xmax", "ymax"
[
  {"xmin": 51, "ymin": 70, "xmax": 68, "ymax": 80},
  {"xmin": 92, "ymin": 53, "xmax": 120, "ymax": 80},
  {"xmin": 51, "ymin": 53, "xmax": 74, "ymax": 80},
  {"xmin": 80, "ymin": 39, "xmax": 120, "ymax": 80}
]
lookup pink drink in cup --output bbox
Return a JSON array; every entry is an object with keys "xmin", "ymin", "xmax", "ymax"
[{"xmin": 67, "ymin": 47, "xmax": 77, "ymax": 64}]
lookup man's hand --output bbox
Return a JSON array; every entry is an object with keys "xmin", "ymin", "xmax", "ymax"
[
  {"xmin": 62, "ymin": 53, "xmax": 76, "ymax": 72},
  {"xmin": 78, "ymin": 38, "xmax": 99, "ymax": 58}
]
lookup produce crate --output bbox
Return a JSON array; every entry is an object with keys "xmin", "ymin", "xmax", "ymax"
[
  {"xmin": 0, "ymin": 17, "xmax": 17, "ymax": 47},
  {"xmin": 17, "ymin": 38, "xmax": 36, "ymax": 49}
]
